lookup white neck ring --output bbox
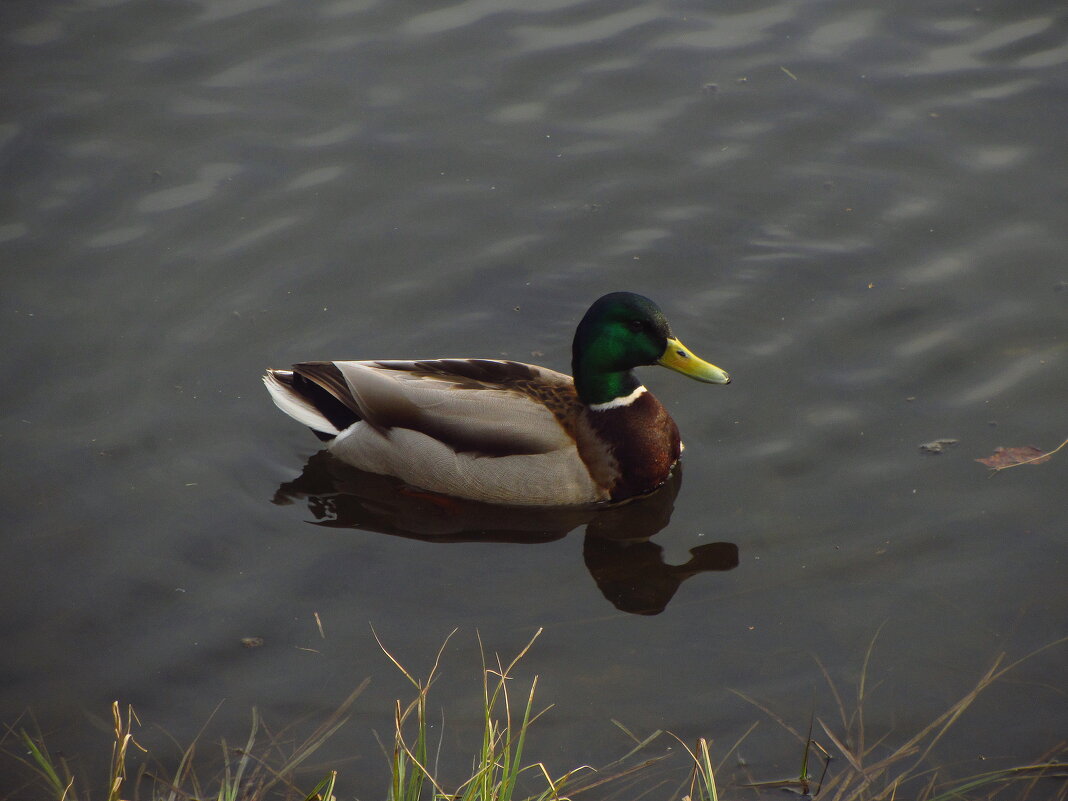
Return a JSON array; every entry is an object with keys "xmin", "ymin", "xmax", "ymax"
[{"xmin": 589, "ymin": 385, "xmax": 647, "ymax": 411}]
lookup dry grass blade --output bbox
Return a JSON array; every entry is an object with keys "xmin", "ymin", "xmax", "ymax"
[
  {"xmin": 565, "ymin": 724, "xmax": 670, "ymax": 798},
  {"xmin": 566, "ymin": 756, "xmax": 671, "ymax": 797},
  {"xmin": 924, "ymin": 758, "xmax": 1068, "ymax": 800},
  {"xmin": 864, "ymin": 640, "xmax": 1065, "ymax": 795},
  {"xmin": 373, "ymin": 625, "xmax": 457, "ymax": 691},
  {"xmin": 108, "ymin": 702, "xmax": 146, "ymax": 801},
  {"xmin": 715, "ymin": 720, "xmax": 759, "ymax": 775},
  {"xmin": 264, "ymin": 679, "xmax": 368, "ymax": 791},
  {"xmin": 151, "ymin": 699, "xmax": 225, "ymax": 801},
  {"xmin": 814, "ymin": 654, "xmax": 853, "ymax": 735},
  {"xmin": 818, "ymin": 719, "xmax": 866, "ymax": 775},
  {"xmin": 741, "ymin": 634, "xmax": 1068, "ymax": 801},
  {"xmin": 729, "ymin": 689, "xmax": 807, "ymax": 745}
]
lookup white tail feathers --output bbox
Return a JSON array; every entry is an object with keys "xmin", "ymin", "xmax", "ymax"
[{"xmin": 262, "ymin": 370, "xmax": 340, "ymax": 436}]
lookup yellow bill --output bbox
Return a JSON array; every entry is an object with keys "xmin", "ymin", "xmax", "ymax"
[{"xmin": 658, "ymin": 337, "xmax": 730, "ymax": 384}]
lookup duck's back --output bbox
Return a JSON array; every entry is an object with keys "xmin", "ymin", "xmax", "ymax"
[{"xmin": 266, "ymin": 359, "xmax": 611, "ymax": 505}]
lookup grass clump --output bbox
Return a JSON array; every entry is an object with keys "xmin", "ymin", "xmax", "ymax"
[
  {"xmin": 377, "ymin": 626, "xmax": 588, "ymax": 801},
  {"xmin": 671, "ymin": 736, "xmax": 719, "ymax": 801},
  {"xmin": 3, "ymin": 629, "xmax": 586, "ymax": 801},
  {"xmin": 4, "ymin": 631, "xmax": 1065, "ymax": 801},
  {"xmin": 5, "ymin": 689, "xmax": 363, "ymax": 801},
  {"xmin": 9, "ymin": 702, "xmax": 146, "ymax": 801}
]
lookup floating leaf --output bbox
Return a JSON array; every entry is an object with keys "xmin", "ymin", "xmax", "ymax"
[
  {"xmin": 975, "ymin": 446, "xmax": 1050, "ymax": 469},
  {"xmin": 919, "ymin": 438, "xmax": 958, "ymax": 454}
]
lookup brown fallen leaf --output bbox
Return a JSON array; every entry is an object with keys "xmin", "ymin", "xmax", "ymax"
[{"xmin": 976, "ymin": 446, "xmax": 1051, "ymax": 469}]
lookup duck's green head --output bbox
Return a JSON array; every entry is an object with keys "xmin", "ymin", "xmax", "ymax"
[{"xmin": 571, "ymin": 292, "xmax": 730, "ymax": 407}]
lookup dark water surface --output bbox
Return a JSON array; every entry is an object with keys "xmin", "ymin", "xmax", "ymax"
[{"xmin": 2, "ymin": 0, "xmax": 1066, "ymax": 797}]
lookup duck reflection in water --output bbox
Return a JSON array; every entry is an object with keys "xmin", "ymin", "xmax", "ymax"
[{"xmin": 273, "ymin": 452, "xmax": 738, "ymax": 616}]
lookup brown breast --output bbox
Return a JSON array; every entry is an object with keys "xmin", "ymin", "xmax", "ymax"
[{"xmin": 581, "ymin": 391, "xmax": 682, "ymax": 501}]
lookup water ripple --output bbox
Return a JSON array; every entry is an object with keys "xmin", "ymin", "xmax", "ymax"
[{"xmin": 138, "ymin": 164, "xmax": 243, "ymax": 213}]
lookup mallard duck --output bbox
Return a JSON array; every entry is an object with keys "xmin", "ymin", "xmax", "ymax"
[{"xmin": 264, "ymin": 291, "xmax": 729, "ymax": 506}]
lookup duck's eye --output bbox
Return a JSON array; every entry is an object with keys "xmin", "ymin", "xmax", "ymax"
[{"xmin": 627, "ymin": 319, "xmax": 644, "ymax": 333}]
